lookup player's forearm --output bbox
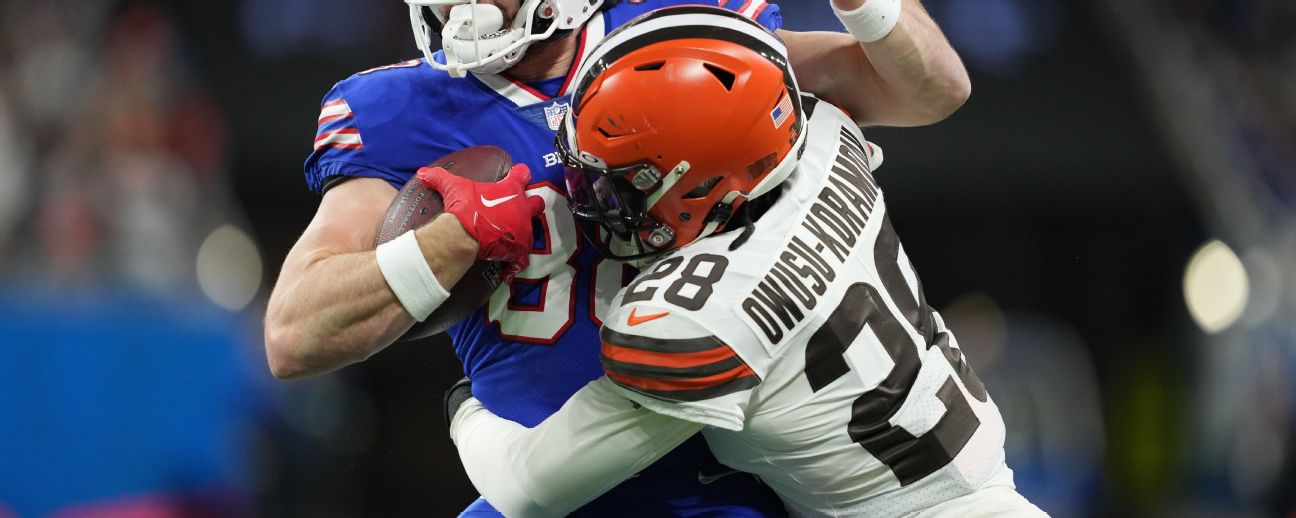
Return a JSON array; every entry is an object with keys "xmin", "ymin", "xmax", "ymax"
[
  {"xmin": 451, "ymin": 401, "xmax": 564, "ymax": 517},
  {"xmin": 265, "ymin": 214, "xmax": 477, "ymax": 379},
  {"xmin": 450, "ymin": 378, "xmax": 703, "ymax": 516},
  {"xmin": 788, "ymin": 0, "xmax": 969, "ymax": 127},
  {"xmin": 851, "ymin": 0, "xmax": 969, "ymax": 125},
  {"xmin": 265, "ymin": 250, "xmax": 411, "ymax": 378}
]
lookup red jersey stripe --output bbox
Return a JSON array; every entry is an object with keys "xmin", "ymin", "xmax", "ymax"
[
  {"xmin": 602, "ymin": 341, "xmax": 735, "ymax": 369},
  {"xmin": 607, "ymin": 363, "xmax": 757, "ymax": 393},
  {"xmin": 314, "ymin": 128, "xmax": 363, "ymax": 150}
]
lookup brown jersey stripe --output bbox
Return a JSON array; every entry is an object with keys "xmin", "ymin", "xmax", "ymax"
[
  {"xmin": 608, "ymin": 371, "xmax": 762, "ymax": 403},
  {"xmin": 606, "ymin": 363, "xmax": 757, "ymax": 393},
  {"xmin": 602, "ymin": 351, "xmax": 749, "ymax": 380},
  {"xmin": 601, "ymin": 341, "xmax": 736, "ymax": 369},
  {"xmin": 601, "ymin": 327, "xmax": 728, "ymax": 353}
]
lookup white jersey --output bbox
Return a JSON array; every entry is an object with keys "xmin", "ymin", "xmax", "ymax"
[{"xmin": 598, "ymin": 99, "xmax": 1013, "ymax": 517}]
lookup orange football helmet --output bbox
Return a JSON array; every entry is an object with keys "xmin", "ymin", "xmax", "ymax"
[{"xmin": 557, "ymin": 6, "xmax": 806, "ymax": 261}]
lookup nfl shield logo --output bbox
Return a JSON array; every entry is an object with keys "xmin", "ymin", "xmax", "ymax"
[{"xmin": 545, "ymin": 101, "xmax": 570, "ymax": 131}]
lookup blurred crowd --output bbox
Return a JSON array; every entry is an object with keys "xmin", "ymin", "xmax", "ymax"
[
  {"xmin": 0, "ymin": 2, "xmax": 267, "ymax": 516},
  {"xmin": 1105, "ymin": 0, "xmax": 1296, "ymax": 514},
  {"xmin": 0, "ymin": 1, "xmax": 249, "ymax": 293},
  {"xmin": 1181, "ymin": 0, "xmax": 1296, "ymax": 512},
  {"xmin": 1173, "ymin": 0, "xmax": 1296, "ymax": 213}
]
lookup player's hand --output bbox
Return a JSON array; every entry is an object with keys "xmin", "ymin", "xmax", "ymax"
[{"xmin": 417, "ymin": 164, "xmax": 545, "ymax": 282}]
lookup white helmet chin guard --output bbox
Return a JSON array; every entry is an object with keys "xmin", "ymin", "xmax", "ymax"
[{"xmin": 407, "ymin": 0, "xmax": 606, "ymax": 78}]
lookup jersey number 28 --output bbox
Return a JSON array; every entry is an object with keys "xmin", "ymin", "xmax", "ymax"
[{"xmin": 805, "ymin": 218, "xmax": 988, "ymax": 486}]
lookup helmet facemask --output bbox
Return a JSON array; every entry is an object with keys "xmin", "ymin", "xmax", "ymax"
[
  {"xmin": 557, "ymin": 124, "xmax": 677, "ymax": 262},
  {"xmin": 406, "ymin": 0, "xmax": 605, "ymax": 78}
]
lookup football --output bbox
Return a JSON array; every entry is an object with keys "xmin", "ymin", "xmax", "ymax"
[{"xmin": 375, "ymin": 145, "xmax": 513, "ymax": 341}]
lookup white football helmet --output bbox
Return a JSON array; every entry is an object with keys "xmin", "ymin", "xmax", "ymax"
[{"xmin": 407, "ymin": 0, "xmax": 607, "ymax": 78}]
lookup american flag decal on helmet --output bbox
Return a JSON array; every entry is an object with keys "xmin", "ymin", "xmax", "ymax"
[
  {"xmin": 771, "ymin": 92, "xmax": 794, "ymax": 128},
  {"xmin": 314, "ymin": 99, "xmax": 364, "ymax": 151}
]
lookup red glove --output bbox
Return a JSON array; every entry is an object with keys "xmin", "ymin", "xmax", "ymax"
[{"xmin": 418, "ymin": 163, "xmax": 545, "ymax": 282}]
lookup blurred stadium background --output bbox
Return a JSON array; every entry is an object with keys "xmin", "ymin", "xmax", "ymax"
[{"xmin": 0, "ymin": 0, "xmax": 1292, "ymax": 516}]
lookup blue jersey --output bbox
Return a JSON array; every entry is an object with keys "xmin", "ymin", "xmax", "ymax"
[{"xmin": 305, "ymin": 0, "xmax": 783, "ymax": 514}]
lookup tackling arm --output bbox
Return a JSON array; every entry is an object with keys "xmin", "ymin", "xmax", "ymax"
[
  {"xmin": 263, "ymin": 178, "xmax": 479, "ymax": 379},
  {"xmin": 780, "ymin": 0, "xmax": 970, "ymax": 127},
  {"xmin": 451, "ymin": 377, "xmax": 704, "ymax": 517}
]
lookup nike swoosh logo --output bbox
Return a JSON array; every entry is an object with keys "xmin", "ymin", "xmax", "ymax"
[
  {"xmin": 697, "ymin": 469, "xmax": 740, "ymax": 485},
  {"xmin": 627, "ymin": 307, "xmax": 670, "ymax": 326},
  {"xmin": 481, "ymin": 194, "xmax": 518, "ymax": 208}
]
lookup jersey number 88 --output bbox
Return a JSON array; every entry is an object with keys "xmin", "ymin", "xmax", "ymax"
[{"xmin": 484, "ymin": 184, "xmax": 628, "ymax": 343}]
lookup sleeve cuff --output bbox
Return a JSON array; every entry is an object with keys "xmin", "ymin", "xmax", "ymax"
[{"xmin": 306, "ymin": 161, "xmax": 407, "ymax": 194}]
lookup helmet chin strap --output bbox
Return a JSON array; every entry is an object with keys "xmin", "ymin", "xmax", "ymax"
[
  {"xmin": 442, "ymin": 3, "xmax": 528, "ymax": 77},
  {"xmin": 696, "ymin": 190, "xmax": 744, "ymax": 241}
]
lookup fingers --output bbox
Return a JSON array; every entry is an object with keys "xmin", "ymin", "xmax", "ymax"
[
  {"xmin": 526, "ymin": 195, "xmax": 545, "ymax": 216},
  {"xmin": 416, "ymin": 166, "xmax": 452, "ymax": 190},
  {"xmin": 503, "ymin": 163, "xmax": 531, "ymax": 186},
  {"xmin": 505, "ymin": 256, "xmax": 530, "ymax": 284}
]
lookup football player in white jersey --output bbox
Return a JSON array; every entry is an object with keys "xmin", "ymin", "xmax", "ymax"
[{"xmin": 446, "ymin": 7, "xmax": 1048, "ymax": 517}]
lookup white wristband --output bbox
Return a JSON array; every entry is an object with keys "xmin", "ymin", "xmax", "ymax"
[
  {"xmin": 376, "ymin": 230, "xmax": 450, "ymax": 322},
  {"xmin": 833, "ymin": 0, "xmax": 903, "ymax": 43}
]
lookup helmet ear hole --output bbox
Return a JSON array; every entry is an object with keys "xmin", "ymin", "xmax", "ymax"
[
  {"xmin": 597, "ymin": 125, "xmax": 634, "ymax": 140},
  {"xmin": 683, "ymin": 176, "xmax": 724, "ymax": 199},
  {"xmin": 703, "ymin": 64, "xmax": 736, "ymax": 91}
]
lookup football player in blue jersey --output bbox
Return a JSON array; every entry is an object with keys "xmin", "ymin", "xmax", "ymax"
[{"xmin": 263, "ymin": 0, "xmax": 970, "ymax": 515}]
